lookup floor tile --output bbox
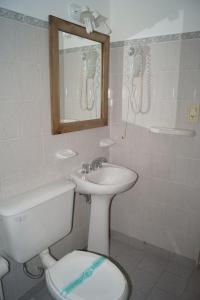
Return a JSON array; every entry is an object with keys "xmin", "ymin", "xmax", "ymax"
[
  {"xmin": 147, "ymin": 288, "xmax": 178, "ymax": 300},
  {"xmin": 171, "ymin": 254, "xmax": 196, "ymax": 269},
  {"xmin": 185, "ymin": 268, "xmax": 200, "ymax": 294},
  {"xmin": 129, "ymin": 288, "xmax": 147, "ymax": 300},
  {"xmin": 156, "ymin": 272, "xmax": 188, "ymax": 296},
  {"xmin": 129, "ymin": 268, "xmax": 160, "ymax": 295},
  {"xmin": 179, "ymin": 289, "xmax": 200, "ymax": 300},
  {"xmin": 137, "ymin": 254, "xmax": 168, "ymax": 277},
  {"xmin": 144, "ymin": 244, "xmax": 172, "ymax": 261},
  {"xmin": 20, "ymin": 286, "xmax": 54, "ymax": 300},
  {"xmin": 110, "ymin": 240, "xmax": 144, "ymax": 274},
  {"xmin": 110, "ymin": 239, "xmax": 144, "ymax": 258},
  {"xmin": 33, "ymin": 286, "xmax": 54, "ymax": 300},
  {"xmin": 166, "ymin": 260, "xmax": 194, "ymax": 279}
]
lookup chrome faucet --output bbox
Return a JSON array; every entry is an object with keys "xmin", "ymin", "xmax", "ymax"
[
  {"xmin": 81, "ymin": 163, "xmax": 90, "ymax": 174},
  {"xmin": 81, "ymin": 157, "xmax": 107, "ymax": 174},
  {"xmin": 90, "ymin": 157, "xmax": 107, "ymax": 171}
]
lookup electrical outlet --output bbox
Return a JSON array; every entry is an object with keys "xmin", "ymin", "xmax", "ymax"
[{"xmin": 188, "ymin": 104, "xmax": 200, "ymax": 122}]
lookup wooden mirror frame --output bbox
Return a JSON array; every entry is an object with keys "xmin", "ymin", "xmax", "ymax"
[{"xmin": 49, "ymin": 15, "xmax": 109, "ymax": 134}]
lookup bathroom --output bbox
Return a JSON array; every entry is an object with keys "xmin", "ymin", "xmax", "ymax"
[{"xmin": 0, "ymin": 0, "xmax": 200, "ymax": 299}]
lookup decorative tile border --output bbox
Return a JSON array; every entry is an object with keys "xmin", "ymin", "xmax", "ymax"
[
  {"xmin": 181, "ymin": 31, "xmax": 200, "ymax": 39},
  {"xmin": 110, "ymin": 41, "xmax": 124, "ymax": 48},
  {"xmin": 60, "ymin": 44, "xmax": 101, "ymax": 54},
  {"xmin": 111, "ymin": 31, "xmax": 200, "ymax": 48},
  {"xmin": 0, "ymin": 6, "xmax": 200, "ymax": 44},
  {"xmin": 0, "ymin": 7, "xmax": 48, "ymax": 28}
]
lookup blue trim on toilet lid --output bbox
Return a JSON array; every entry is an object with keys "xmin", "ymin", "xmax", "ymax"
[{"xmin": 60, "ymin": 256, "xmax": 106, "ymax": 298}]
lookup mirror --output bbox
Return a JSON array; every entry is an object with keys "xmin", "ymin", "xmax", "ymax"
[
  {"xmin": 59, "ymin": 33, "xmax": 101, "ymax": 122},
  {"xmin": 49, "ymin": 15, "xmax": 109, "ymax": 134}
]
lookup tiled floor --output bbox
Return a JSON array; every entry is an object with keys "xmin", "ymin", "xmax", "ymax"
[{"xmin": 21, "ymin": 239, "xmax": 200, "ymax": 300}]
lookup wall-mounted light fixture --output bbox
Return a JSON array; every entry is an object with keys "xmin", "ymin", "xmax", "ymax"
[{"xmin": 69, "ymin": 3, "xmax": 112, "ymax": 34}]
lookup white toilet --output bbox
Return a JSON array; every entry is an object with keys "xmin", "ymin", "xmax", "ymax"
[{"xmin": 0, "ymin": 179, "xmax": 128, "ymax": 300}]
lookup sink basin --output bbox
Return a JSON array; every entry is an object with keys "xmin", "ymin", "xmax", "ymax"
[
  {"xmin": 70, "ymin": 163, "xmax": 138, "ymax": 256},
  {"xmin": 70, "ymin": 163, "xmax": 138, "ymax": 195}
]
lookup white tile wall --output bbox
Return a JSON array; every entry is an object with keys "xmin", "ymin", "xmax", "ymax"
[
  {"xmin": 109, "ymin": 37, "xmax": 200, "ymax": 261},
  {"xmin": 1, "ymin": 12, "xmax": 200, "ymax": 299},
  {"xmin": 0, "ymin": 16, "xmax": 109, "ymax": 300}
]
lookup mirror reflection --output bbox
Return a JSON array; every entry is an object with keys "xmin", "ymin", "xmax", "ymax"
[{"xmin": 59, "ymin": 31, "xmax": 102, "ymax": 123}]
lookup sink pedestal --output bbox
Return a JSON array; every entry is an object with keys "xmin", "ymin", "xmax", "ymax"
[
  {"xmin": 70, "ymin": 163, "xmax": 138, "ymax": 257},
  {"xmin": 87, "ymin": 194, "xmax": 112, "ymax": 256}
]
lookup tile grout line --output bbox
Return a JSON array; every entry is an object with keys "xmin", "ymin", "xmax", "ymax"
[
  {"xmin": 178, "ymin": 267, "xmax": 198, "ymax": 298},
  {"xmin": 143, "ymin": 267, "xmax": 167, "ymax": 300}
]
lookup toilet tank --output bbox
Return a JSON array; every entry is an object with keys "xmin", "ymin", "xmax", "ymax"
[{"xmin": 0, "ymin": 179, "xmax": 75, "ymax": 263}]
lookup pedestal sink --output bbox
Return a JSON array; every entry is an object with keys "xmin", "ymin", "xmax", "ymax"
[{"xmin": 70, "ymin": 163, "xmax": 138, "ymax": 256}]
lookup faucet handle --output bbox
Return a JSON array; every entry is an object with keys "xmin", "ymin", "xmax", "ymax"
[
  {"xmin": 97, "ymin": 157, "xmax": 107, "ymax": 164},
  {"xmin": 98, "ymin": 161, "xmax": 102, "ymax": 168},
  {"xmin": 82, "ymin": 163, "xmax": 90, "ymax": 174},
  {"xmin": 90, "ymin": 157, "xmax": 107, "ymax": 171},
  {"xmin": 93, "ymin": 160, "xmax": 101, "ymax": 170}
]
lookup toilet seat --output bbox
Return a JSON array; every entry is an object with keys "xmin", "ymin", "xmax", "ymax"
[{"xmin": 46, "ymin": 250, "xmax": 128, "ymax": 300}]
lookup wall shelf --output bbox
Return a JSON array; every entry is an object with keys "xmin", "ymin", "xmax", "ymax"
[
  {"xmin": 99, "ymin": 138, "xmax": 115, "ymax": 147},
  {"xmin": 56, "ymin": 149, "xmax": 78, "ymax": 160},
  {"xmin": 149, "ymin": 127, "xmax": 195, "ymax": 137}
]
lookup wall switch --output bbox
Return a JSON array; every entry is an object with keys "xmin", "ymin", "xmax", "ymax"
[{"xmin": 188, "ymin": 104, "xmax": 200, "ymax": 122}]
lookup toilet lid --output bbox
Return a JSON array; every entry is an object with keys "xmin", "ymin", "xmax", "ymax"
[{"xmin": 46, "ymin": 250, "xmax": 128, "ymax": 300}]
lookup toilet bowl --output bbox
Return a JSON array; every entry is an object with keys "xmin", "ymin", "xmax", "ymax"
[
  {"xmin": 45, "ymin": 251, "xmax": 128, "ymax": 300},
  {"xmin": 0, "ymin": 179, "xmax": 128, "ymax": 300}
]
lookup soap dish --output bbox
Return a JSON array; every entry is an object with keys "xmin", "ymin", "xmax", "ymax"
[
  {"xmin": 56, "ymin": 149, "xmax": 78, "ymax": 160},
  {"xmin": 99, "ymin": 138, "xmax": 115, "ymax": 147}
]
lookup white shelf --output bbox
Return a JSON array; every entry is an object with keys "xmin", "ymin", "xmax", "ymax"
[
  {"xmin": 99, "ymin": 138, "xmax": 115, "ymax": 147},
  {"xmin": 149, "ymin": 127, "xmax": 195, "ymax": 137},
  {"xmin": 56, "ymin": 149, "xmax": 78, "ymax": 160}
]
